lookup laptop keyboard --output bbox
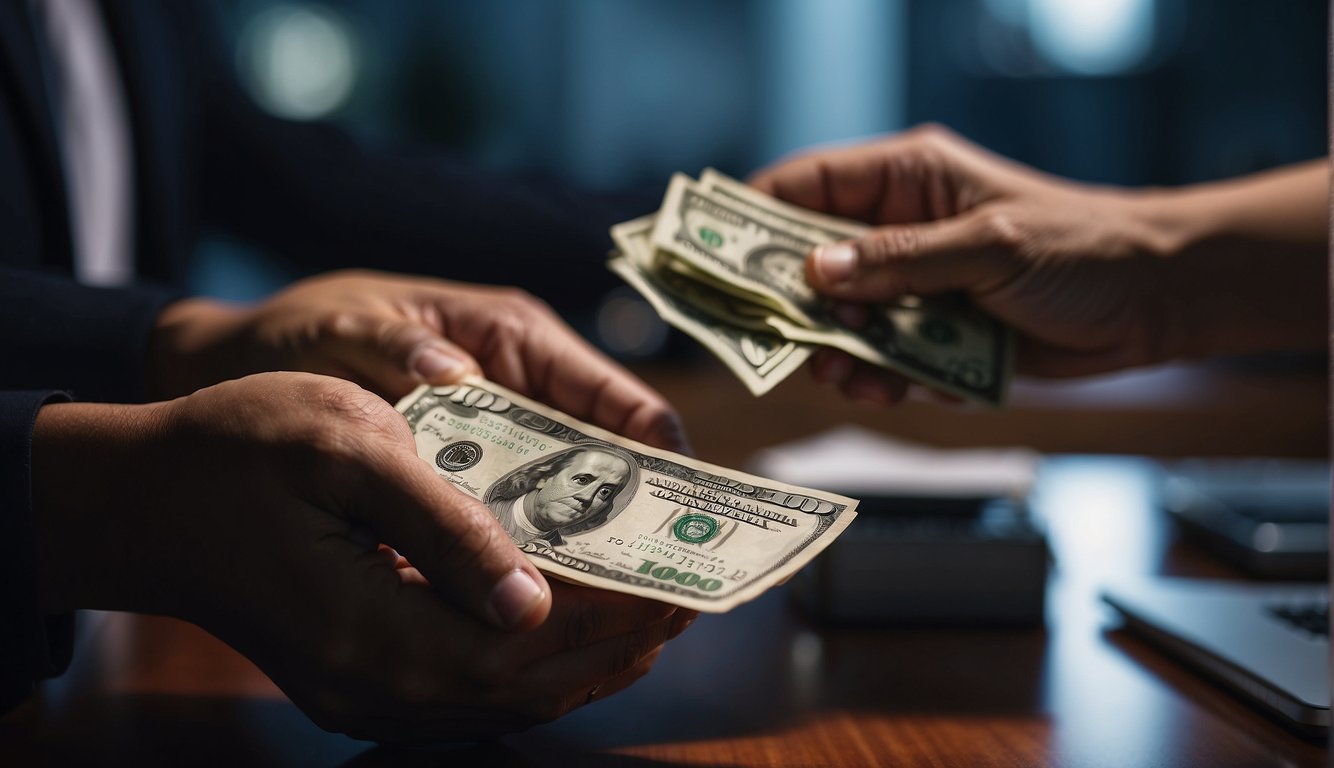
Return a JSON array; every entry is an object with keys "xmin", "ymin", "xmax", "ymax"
[{"xmin": 1268, "ymin": 601, "xmax": 1330, "ymax": 638}]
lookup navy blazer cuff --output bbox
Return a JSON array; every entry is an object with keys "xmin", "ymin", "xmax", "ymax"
[{"xmin": 0, "ymin": 390, "xmax": 74, "ymax": 713}]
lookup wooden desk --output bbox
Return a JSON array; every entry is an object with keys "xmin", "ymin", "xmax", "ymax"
[{"xmin": 2, "ymin": 363, "xmax": 1329, "ymax": 766}]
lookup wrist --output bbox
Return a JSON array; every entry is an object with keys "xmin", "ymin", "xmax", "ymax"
[
  {"xmin": 31, "ymin": 400, "xmax": 173, "ymax": 616},
  {"xmin": 146, "ymin": 298, "xmax": 249, "ymax": 400},
  {"xmin": 1122, "ymin": 173, "xmax": 1329, "ymax": 360}
]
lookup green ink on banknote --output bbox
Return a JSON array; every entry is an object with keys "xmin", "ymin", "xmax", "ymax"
[{"xmin": 672, "ymin": 513, "xmax": 721, "ymax": 544}]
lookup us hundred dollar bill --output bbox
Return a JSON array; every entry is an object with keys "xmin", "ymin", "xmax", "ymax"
[
  {"xmin": 396, "ymin": 379, "xmax": 858, "ymax": 612},
  {"xmin": 649, "ymin": 171, "xmax": 1013, "ymax": 406},
  {"xmin": 610, "ymin": 216, "xmax": 811, "ymax": 396}
]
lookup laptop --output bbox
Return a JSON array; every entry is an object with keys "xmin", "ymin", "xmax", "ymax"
[{"xmin": 1101, "ymin": 578, "xmax": 1329, "ymax": 737}]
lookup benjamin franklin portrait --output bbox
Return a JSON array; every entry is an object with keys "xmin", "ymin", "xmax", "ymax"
[{"xmin": 483, "ymin": 445, "xmax": 638, "ymax": 547}]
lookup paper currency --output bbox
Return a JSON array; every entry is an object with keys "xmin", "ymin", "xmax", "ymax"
[
  {"xmin": 610, "ymin": 217, "xmax": 811, "ymax": 396},
  {"xmin": 608, "ymin": 170, "xmax": 1013, "ymax": 406},
  {"xmin": 397, "ymin": 379, "xmax": 858, "ymax": 613}
]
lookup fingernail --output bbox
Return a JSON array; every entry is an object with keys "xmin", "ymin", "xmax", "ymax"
[
  {"xmin": 412, "ymin": 347, "xmax": 465, "ymax": 382},
  {"xmin": 813, "ymin": 243, "xmax": 857, "ymax": 285},
  {"xmin": 489, "ymin": 570, "xmax": 546, "ymax": 629}
]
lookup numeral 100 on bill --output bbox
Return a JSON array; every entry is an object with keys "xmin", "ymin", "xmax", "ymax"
[{"xmin": 635, "ymin": 560, "xmax": 724, "ymax": 592}]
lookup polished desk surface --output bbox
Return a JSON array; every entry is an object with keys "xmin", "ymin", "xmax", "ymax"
[{"xmin": 2, "ymin": 360, "xmax": 1329, "ymax": 767}]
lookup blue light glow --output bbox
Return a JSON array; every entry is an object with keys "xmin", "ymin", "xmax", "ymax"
[{"xmin": 1028, "ymin": 0, "xmax": 1155, "ymax": 75}]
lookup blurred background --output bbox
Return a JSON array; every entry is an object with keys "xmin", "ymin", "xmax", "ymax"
[{"xmin": 198, "ymin": 0, "xmax": 1328, "ymax": 369}]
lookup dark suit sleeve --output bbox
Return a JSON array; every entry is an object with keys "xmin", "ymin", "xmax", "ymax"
[
  {"xmin": 0, "ymin": 266, "xmax": 179, "ymax": 402},
  {"xmin": 188, "ymin": 10, "xmax": 656, "ymax": 319},
  {"xmin": 0, "ymin": 390, "xmax": 72, "ymax": 713},
  {"xmin": 0, "ymin": 269, "xmax": 179, "ymax": 711}
]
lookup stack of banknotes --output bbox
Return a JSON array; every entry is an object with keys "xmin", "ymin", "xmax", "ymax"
[
  {"xmin": 608, "ymin": 169, "xmax": 1013, "ymax": 406},
  {"xmin": 397, "ymin": 379, "xmax": 858, "ymax": 612}
]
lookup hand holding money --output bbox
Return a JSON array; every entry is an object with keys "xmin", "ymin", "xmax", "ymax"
[
  {"xmin": 31, "ymin": 372, "xmax": 688, "ymax": 742},
  {"xmin": 746, "ymin": 126, "xmax": 1331, "ymax": 381},
  {"xmin": 608, "ymin": 168, "xmax": 1014, "ymax": 405},
  {"xmin": 398, "ymin": 377, "xmax": 858, "ymax": 612}
]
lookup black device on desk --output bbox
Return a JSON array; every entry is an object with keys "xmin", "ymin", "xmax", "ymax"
[
  {"xmin": 790, "ymin": 494, "xmax": 1048, "ymax": 626},
  {"xmin": 750, "ymin": 427, "xmax": 1047, "ymax": 626},
  {"xmin": 1162, "ymin": 459, "xmax": 1329, "ymax": 579}
]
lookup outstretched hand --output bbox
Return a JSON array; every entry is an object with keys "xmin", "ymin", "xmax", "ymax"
[
  {"xmin": 148, "ymin": 270, "xmax": 688, "ymax": 453},
  {"xmin": 33, "ymin": 373, "xmax": 691, "ymax": 742},
  {"xmin": 749, "ymin": 125, "xmax": 1327, "ymax": 402}
]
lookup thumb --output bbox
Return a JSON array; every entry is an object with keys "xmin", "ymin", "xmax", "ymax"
[
  {"xmin": 804, "ymin": 212, "xmax": 1019, "ymax": 301},
  {"xmin": 349, "ymin": 441, "xmax": 553, "ymax": 631}
]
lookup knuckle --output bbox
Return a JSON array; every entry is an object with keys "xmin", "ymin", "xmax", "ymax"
[
  {"xmin": 862, "ymin": 228, "xmax": 919, "ymax": 265},
  {"xmin": 376, "ymin": 319, "xmax": 432, "ymax": 352},
  {"xmin": 489, "ymin": 302, "xmax": 532, "ymax": 340},
  {"xmin": 319, "ymin": 384, "xmax": 406, "ymax": 439},
  {"xmin": 317, "ymin": 310, "xmax": 362, "ymax": 340},
  {"xmin": 295, "ymin": 384, "xmax": 409, "ymax": 477},
  {"xmin": 497, "ymin": 286, "xmax": 539, "ymax": 311},
  {"xmin": 978, "ymin": 208, "xmax": 1024, "ymax": 250},
  {"xmin": 501, "ymin": 288, "xmax": 557, "ymax": 323},
  {"xmin": 907, "ymin": 122, "xmax": 954, "ymax": 149},
  {"xmin": 479, "ymin": 289, "xmax": 559, "ymax": 356}
]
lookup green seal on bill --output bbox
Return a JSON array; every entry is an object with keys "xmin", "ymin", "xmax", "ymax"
[
  {"xmin": 672, "ymin": 513, "xmax": 721, "ymax": 544},
  {"xmin": 697, "ymin": 226, "xmax": 724, "ymax": 248}
]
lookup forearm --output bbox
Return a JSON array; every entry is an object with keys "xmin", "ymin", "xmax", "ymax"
[
  {"xmin": 30, "ymin": 401, "xmax": 171, "ymax": 617},
  {"xmin": 1135, "ymin": 160, "xmax": 1329, "ymax": 359}
]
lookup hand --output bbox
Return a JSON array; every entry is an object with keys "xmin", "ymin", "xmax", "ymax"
[
  {"xmin": 148, "ymin": 270, "xmax": 688, "ymax": 453},
  {"xmin": 32, "ymin": 373, "xmax": 692, "ymax": 742},
  {"xmin": 749, "ymin": 125, "xmax": 1327, "ymax": 402}
]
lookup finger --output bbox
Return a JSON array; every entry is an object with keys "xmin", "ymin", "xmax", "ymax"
[
  {"xmin": 748, "ymin": 142, "xmax": 893, "ymax": 219},
  {"xmin": 526, "ymin": 581, "xmax": 677, "ymax": 654},
  {"xmin": 749, "ymin": 125, "xmax": 1014, "ymax": 227},
  {"xmin": 303, "ymin": 313, "xmax": 481, "ymax": 400},
  {"xmin": 804, "ymin": 212, "xmax": 1020, "ymax": 302},
  {"xmin": 347, "ymin": 442, "xmax": 553, "ymax": 632},
  {"xmin": 442, "ymin": 291, "xmax": 692, "ymax": 453},
  {"xmin": 585, "ymin": 645, "xmax": 664, "ymax": 704},
  {"xmin": 667, "ymin": 609, "xmax": 699, "ymax": 639},
  {"xmin": 521, "ymin": 611, "xmax": 677, "ymax": 717},
  {"xmin": 524, "ymin": 324, "xmax": 690, "ymax": 453}
]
